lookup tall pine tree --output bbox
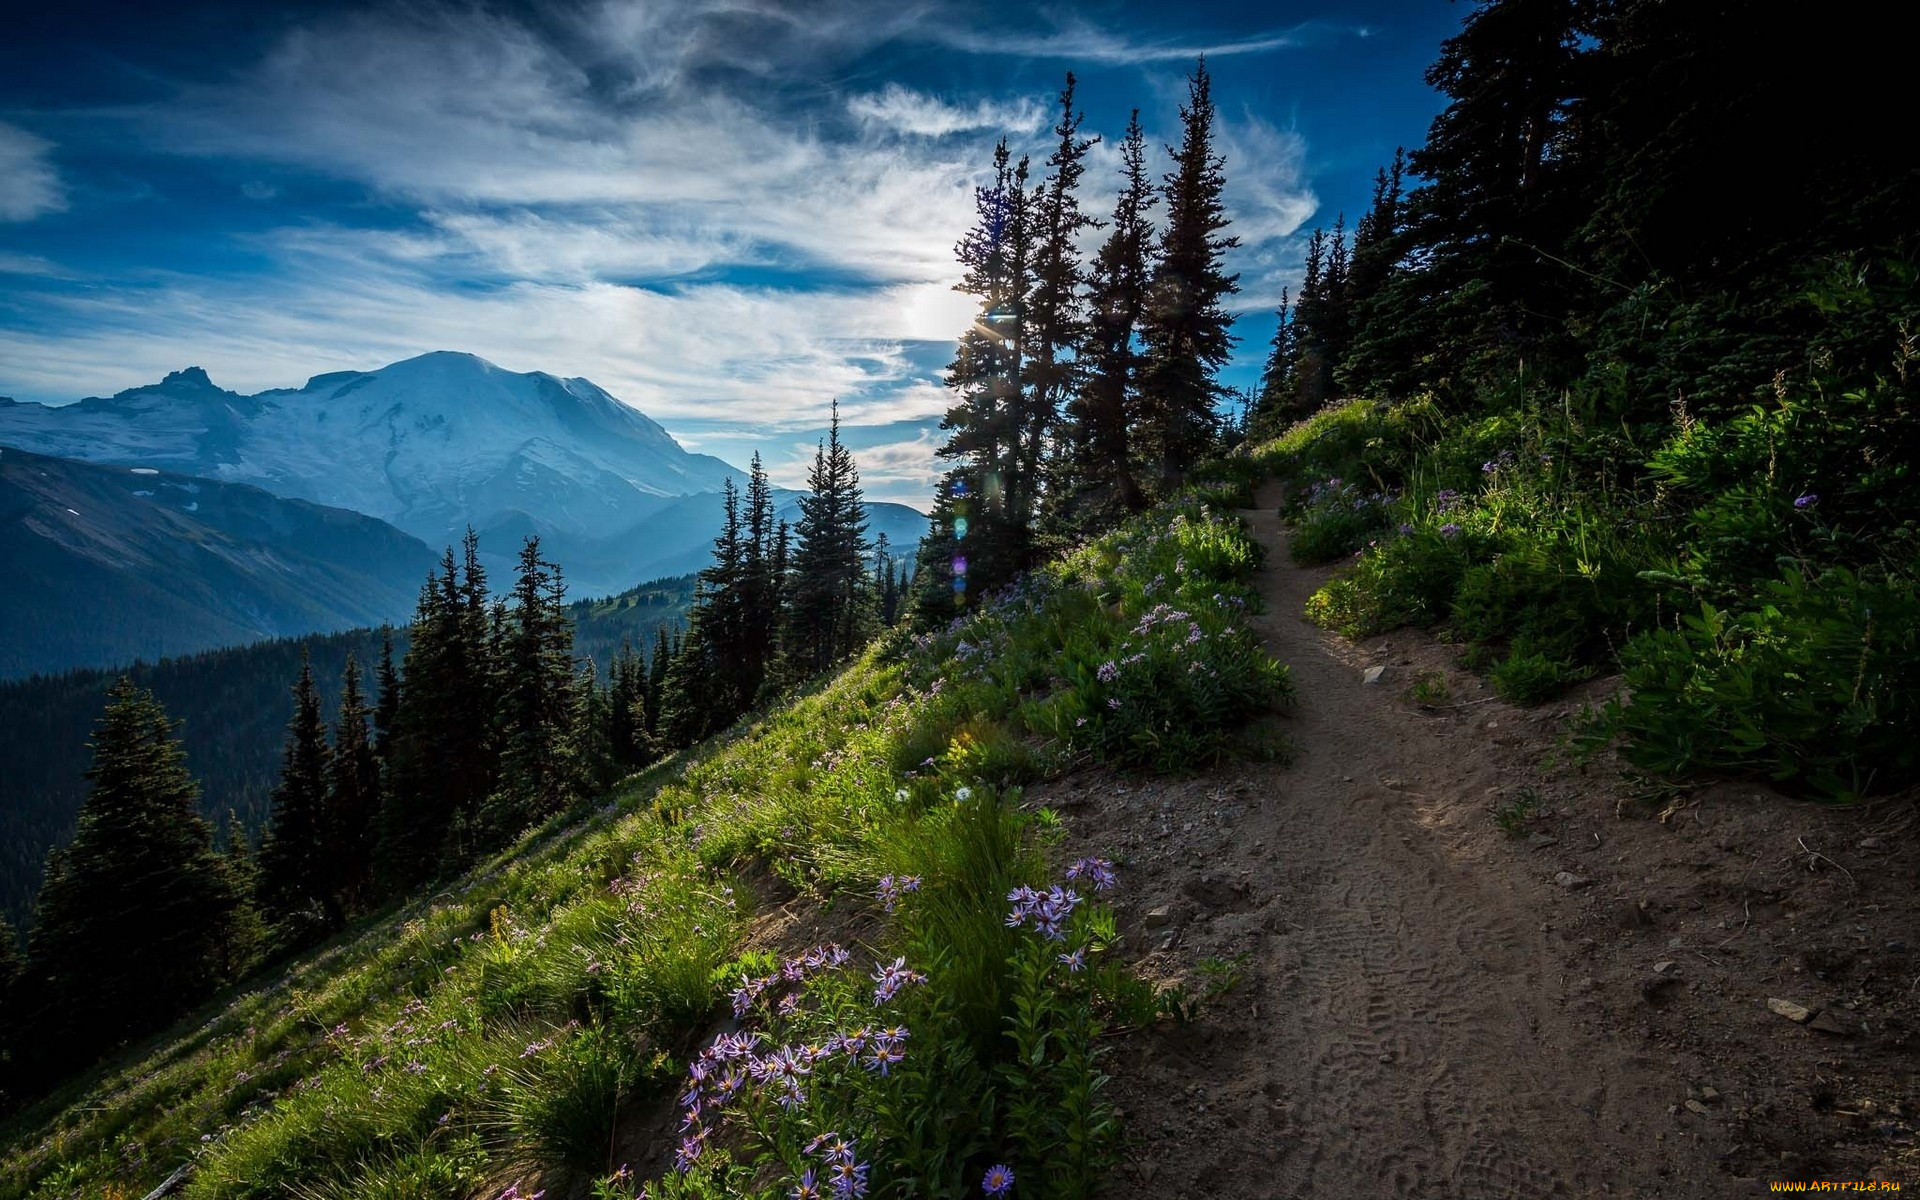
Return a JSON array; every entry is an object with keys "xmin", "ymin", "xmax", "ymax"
[
  {"xmin": 1017, "ymin": 72, "xmax": 1100, "ymax": 554},
  {"xmin": 327, "ymin": 653, "xmax": 380, "ymax": 913},
  {"xmin": 16, "ymin": 681, "xmax": 238, "ymax": 1082},
  {"xmin": 489, "ymin": 537, "xmax": 579, "ymax": 836},
  {"xmin": 784, "ymin": 405, "xmax": 872, "ymax": 675},
  {"xmin": 257, "ymin": 654, "xmax": 336, "ymax": 940},
  {"xmin": 1137, "ymin": 58, "xmax": 1240, "ymax": 489},
  {"xmin": 1059, "ymin": 109, "xmax": 1155, "ymax": 523}
]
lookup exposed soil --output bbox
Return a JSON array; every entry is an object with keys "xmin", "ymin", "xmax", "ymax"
[{"xmin": 1036, "ymin": 482, "xmax": 1918, "ymax": 1198}]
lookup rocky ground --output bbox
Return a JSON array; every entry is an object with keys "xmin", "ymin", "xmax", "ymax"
[{"xmin": 1034, "ymin": 482, "xmax": 1918, "ymax": 1198}]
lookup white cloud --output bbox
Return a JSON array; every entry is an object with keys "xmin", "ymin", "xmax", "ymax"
[
  {"xmin": 925, "ymin": 16, "xmax": 1326, "ymax": 64},
  {"xmin": 849, "ymin": 84, "xmax": 1045, "ymax": 137},
  {"xmin": 0, "ymin": 124, "xmax": 66, "ymax": 222}
]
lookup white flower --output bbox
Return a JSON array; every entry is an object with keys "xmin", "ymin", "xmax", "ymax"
[
  {"xmin": 894, "ymin": 789, "xmax": 909, "ymax": 803},
  {"xmin": 954, "ymin": 786, "xmax": 973, "ymax": 803}
]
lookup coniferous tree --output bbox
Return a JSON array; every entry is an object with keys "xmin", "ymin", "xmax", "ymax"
[
  {"xmin": 1384, "ymin": 0, "xmax": 1592, "ymax": 399},
  {"xmin": 376, "ymin": 539, "xmax": 498, "ymax": 892},
  {"xmin": 658, "ymin": 615, "xmax": 718, "ymax": 748},
  {"xmin": 490, "ymin": 537, "xmax": 578, "ymax": 835},
  {"xmin": 1059, "ymin": 109, "xmax": 1155, "ymax": 522},
  {"xmin": 910, "ymin": 476, "xmax": 968, "ymax": 625},
  {"xmin": 607, "ymin": 639, "xmax": 657, "ymax": 771},
  {"xmin": 784, "ymin": 405, "xmax": 872, "ymax": 675},
  {"xmin": 740, "ymin": 453, "xmax": 780, "ymax": 701},
  {"xmin": 934, "ymin": 142, "xmax": 1031, "ymax": 602},
  {"xmin": 373, "ymin": 631, "xmax": 401, "ymax": 764},
  {"xmin": 1018, "ymin": 72, "xmax": 1100, "ymax": 554},
  {"xmin": 327, "ymin": 653, "xmax": 379, "ymax": 912},
  {"xmin": 695, "ymin": 477, "xmax": 750, "ymax": 714},
  {"xmin": 1249, "ymin": 288, "xmax": 1298, "ymax": 438},
  {"xmin": 15, "ymin": 681, "xmax": 237, "ymax": 1080},
  {"xmin": 257, "ymin": 654, "xmax": 335, "ymax": 940},
  {"xmin": 570, "ymin": 661, "xmax": 616, "ymax": 794},
  {"xmin": 216, "ymin": 810, "xmax": 265, "ymax": 980},
  {"xmin": 1137, "ymin": 58, "xmax": 1240, "ymax": 489},
  {"xmin": 646, "ymin": 623, "xmax": 672, "ymax": 738}
]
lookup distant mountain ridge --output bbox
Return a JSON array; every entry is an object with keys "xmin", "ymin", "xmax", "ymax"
[
  {"xmin": 0, "ymin": 351, "xmax": 928, "ymax": 595},
  {"xmin": 0, "ymin": 351, "xmax": 738, "ymax": 545},
  {"xmin": 0, "ymin": 445, "xmax": 438, "ymax": 679}
]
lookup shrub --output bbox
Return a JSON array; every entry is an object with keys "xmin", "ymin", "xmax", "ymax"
[{"xmin": 1598, "ymin": 566, "xmax": 1920, "ymax": 798}]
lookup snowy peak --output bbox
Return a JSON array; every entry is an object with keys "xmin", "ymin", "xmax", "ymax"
[
  {"xmin": 0, "ymin": 352, "xmax": 740, "ymax": 556},
  {"xmin": 159, "ymin": 366, "xmax": 219, "ymax": 391}
]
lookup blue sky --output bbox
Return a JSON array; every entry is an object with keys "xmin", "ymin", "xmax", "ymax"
[{"xmin": 0, "ymin": 0, "xmax": 1462, "ymax": 507}]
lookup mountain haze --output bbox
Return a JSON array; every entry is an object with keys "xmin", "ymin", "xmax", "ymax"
[{"xmin": 0, "ymin": 446, "xmax": 437, "ymax": 679}]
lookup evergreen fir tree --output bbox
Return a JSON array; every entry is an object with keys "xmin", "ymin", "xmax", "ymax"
[
  {"xmin": 910, "ymin": 477, "xmax": 965, "ymax": 625},
  {"xmin": 216, "ymin": 810, "xmax": 265, "ymax": 981},
  {"xmin": 658, "ymin": 615, "xmax": 717, "ymax": 748},
  {"xmin": 607, "ymin": 639, "xmax": 657, "ymax": 771},
  {"xmin": 741, "ymin": 453, "xmax": 780, "ymax": 701},
  {"xmin": 257, "ymin": 654, "xmax": 336, "ymax": 940},
  {"xmin": 783, "ymin": 404, "xmax": 873, "ymax": 675},
  {"xmin": 327, "ymin": 653, "xmax": 380, "ymax": 912},
  {"xmin": 1060, "ymin": 109, "xmax": 1154, "ymax": 523},
  {"xmin": 376, "ymin": 540, "xmax": 500, "ymax": 892},
  {"xmin": 373, "ymin": 631, "xmax": 400, "ymax": 764},
  {"xmin": 1249, "ymin": 288, "xmax": 1297, "ymax": 438},
  {"xmin": 934, "ymin": 142, "xmax": 1030, "ymax": 600},
  {"xmin": 16, "ymin": 680, "xmax": 238, "ymax": 1079},
  {"xmin": 695, "ymin": 477, "xmax": 750, "ymax": 714},
  {"xmin": 570, "ymin": 661, "xmax": 616, "ymax": 794},
  {"xmin": 490, "ymin": 537, "xmax": 579, "ymax": 836},
  {"xmin": 646, "ymin": 623, "xmax": 672, "ymax": 738},
  {"xmin": 1017, "ymin": 72, "xmax": 1100, "ymax": 554},
  {"xmin": 1137, "ymin": 58, "xmax": 1240, "ymax": 490}
]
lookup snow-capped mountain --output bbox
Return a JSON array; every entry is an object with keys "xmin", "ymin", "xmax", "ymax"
[
  {"xmin": 0, "ymin": 352, "xmax": 739, "ymax": 551},
  {"xmin": 0, "ymin": 351, "xmax": 928, "ymax": 597}
]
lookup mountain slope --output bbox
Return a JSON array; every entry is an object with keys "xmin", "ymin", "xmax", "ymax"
[{"xmin": 0, "ymin": 446, "xmax": 437, "ymax": 679}]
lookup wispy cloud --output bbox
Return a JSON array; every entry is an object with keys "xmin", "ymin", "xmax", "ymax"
[
  {"xmin": 925, "ymin": 15, "xmax": 1332, "ymax": 64},
  {"xmin": 0, "ymin": 124, "xmax": 66, "ymax": 221},
  {"xmin": 848, "ymin": 84, "xmax": 1046, "ymax": 137}
]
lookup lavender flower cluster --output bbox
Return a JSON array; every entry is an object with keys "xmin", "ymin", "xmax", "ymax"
[
  {"xmin": 675, "ymin": 944, "xmax": 930, "ymax": 1191},
  {"xmin": 731, "ymin": 944, "xmax": 854, "ymax": 1017},
  {"xmin": 874, "ymin": 874, "xmax": 920, "ymax": 914}
]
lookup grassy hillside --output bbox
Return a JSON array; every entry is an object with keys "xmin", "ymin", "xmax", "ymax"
[{"xmin": 0, "ymin": 493, "xmax": 1284, "ymax": 1200}]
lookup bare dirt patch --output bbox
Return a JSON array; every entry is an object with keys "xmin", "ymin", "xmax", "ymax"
[{"xmin": 1032, "ymin": 482, "xmax": 1917, "ymax": 1198}]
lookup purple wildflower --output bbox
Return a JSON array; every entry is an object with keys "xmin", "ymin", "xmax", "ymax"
[
  {"xmin": 1439, "ymin": 522, "xmax": 1461, "ymax": 538},
  {"xmin": 1065, "ymin": 856, "xmax": 1117, "ymax": 892},
  {"xmin": 871, "ymin": 957, "xmax": 927, "ymax": 1005},
  {"xmin": 1059, "ymin": 948, "xmax": 1086, "ymax": 972},
  {"xmin": 982, "ymin": 1163, "xmax": 1016, "ymax": 1197},
  {"xmin": 1794, "ymin": 493, "xmax": 1818, "ymax": 508},
  {"xmin": 674, "ymin": 1128, "xmax": 709, "ymax": 1172},
  {"xmin": 790, "ymin": 1168, "xmax": 824, "ymax": 1200}
]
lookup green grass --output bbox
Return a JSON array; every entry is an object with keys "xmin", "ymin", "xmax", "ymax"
[{"xmin": 1, "ymin": 493, "xmax": 1288, "ymax": 1200}]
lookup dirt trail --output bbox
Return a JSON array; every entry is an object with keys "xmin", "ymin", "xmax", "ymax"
[{"xmin": 1041, "ymin": 481, "xmax": 1918, "ymax": 1198}]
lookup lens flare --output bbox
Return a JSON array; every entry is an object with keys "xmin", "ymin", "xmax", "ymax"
[{"xmin": 953, "ymin": 517, "xmax": 969, "ymax": 539}]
